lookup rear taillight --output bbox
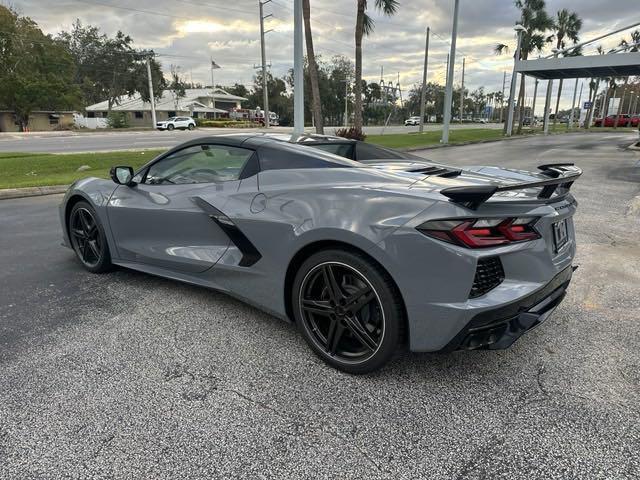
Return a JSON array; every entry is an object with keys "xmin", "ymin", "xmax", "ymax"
[{"xmin": 417, "ymin": 217, "xmax": 540, "ymax": 248}]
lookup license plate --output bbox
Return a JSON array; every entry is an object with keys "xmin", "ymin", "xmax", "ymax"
[{"xmin": 553, "ymin": 218, "xmax": 569, "ymax": 252}]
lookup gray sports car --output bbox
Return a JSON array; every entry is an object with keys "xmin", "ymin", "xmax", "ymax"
[{"xmin": 59, "ymin": 135, "xmax": 581, "ymax": 373}]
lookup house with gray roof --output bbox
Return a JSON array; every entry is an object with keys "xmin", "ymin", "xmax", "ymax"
[{"xmin": 85, "ymin": 88, "xmax": 248, "ymax": 127}]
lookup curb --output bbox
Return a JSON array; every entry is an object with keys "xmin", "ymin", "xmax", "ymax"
[{"xmin": 0, "ymin": 185, "xmax": 68, "ymax": 200}]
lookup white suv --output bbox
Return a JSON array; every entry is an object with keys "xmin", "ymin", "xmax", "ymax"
[
  {"xmin": 404, "ymin": 116, "xmax": 421, "ymax": 126},
  {"xmin": 156, "ymin": 116, "xmax": 196, "ymax": 131}
]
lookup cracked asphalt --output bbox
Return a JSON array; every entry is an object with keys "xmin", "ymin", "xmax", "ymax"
[{"xmin": 0, "ymin": 132, "xmax": 639, "ymax": 479}]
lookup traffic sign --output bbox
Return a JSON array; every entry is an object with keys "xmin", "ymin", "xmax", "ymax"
[{"xmin": 583, "ymin": 101, "xmax": 593, "ymax": 109}]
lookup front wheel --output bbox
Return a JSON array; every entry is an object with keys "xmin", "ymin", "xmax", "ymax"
[
  {"xmin": 68, "ymin": 201, "xmax": 113, "ymax": 273},
  {"xmin": 292, "ymin": 249, "xmax": 404, "ymax": 374},
  {"xmin": 167, "ymin": 124, "xmax": 175, "ymax": 131}
]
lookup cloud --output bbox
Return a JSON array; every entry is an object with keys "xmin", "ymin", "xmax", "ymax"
[{"xmin": 11, "ymin": 0, "xmax": 640, "ymax": 109}]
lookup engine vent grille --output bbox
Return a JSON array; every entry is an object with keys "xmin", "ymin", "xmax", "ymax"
[{"xmin": 470, "ymin": 257, "xmax": 505, "ymax": 299}]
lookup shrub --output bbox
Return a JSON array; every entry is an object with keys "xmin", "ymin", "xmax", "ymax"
[
  {"xmin": 107, "ymin": 112, "xmax": 129, "ymax": 129},
  {"xmin": 335, "ymin": 127, "xmax": 366, "ymax": 141}
]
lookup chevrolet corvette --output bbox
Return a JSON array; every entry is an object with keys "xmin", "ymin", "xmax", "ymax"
[{"xmin": 60, "ymin": 135, "xmax": 581, "ymax": 373}]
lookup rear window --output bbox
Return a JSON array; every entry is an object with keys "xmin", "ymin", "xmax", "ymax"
[{"xmin": 309, "ymin": 143, "xmax": 355, "ymax": 159}]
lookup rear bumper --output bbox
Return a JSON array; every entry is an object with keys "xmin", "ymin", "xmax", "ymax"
[{"xmin": 442, "ymin": 265, "xmax": 574, "ymax": 351}]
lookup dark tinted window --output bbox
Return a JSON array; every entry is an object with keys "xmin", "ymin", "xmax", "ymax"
[
  {"xmin": 259, "ymin": 142, "xmax": 355, "ymax": 171},
  {"xmin": 308, "ymin": 143, "xmax": 355, "ymax": 159},
  {"xmin": 354, "ymin": 142, "xmax": 424, "ymax": 161}
]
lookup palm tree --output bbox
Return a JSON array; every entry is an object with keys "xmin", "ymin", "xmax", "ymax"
[
  {"xmin": 353, "ymin": 0, "xmax": 399, "ymax": 134},
  {"xmin": 495, "ymin": 0, "xmax": 554, "ymax": 134},
  {"xmin": 551, "ymin": 9, "xmax": 582, "ymax": 126},
  {"xmin": 303, "ymin": 0, "xmax": 323, "ymax": 134}
]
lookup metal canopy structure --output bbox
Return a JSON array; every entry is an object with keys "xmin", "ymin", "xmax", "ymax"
[{"xmin": 517, "ymin": 52, "xmax": 640, "ymax": 80}]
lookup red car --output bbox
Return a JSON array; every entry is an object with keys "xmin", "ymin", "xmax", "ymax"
[{"xmin": 593, "ymin": 114, "xmax": 634, "ymax": 127}]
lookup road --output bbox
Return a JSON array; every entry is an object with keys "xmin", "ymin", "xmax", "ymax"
[
  {"xmin": 1, "ymin": 133, "xmax": 639, "ymax": 479},
  {"xmin": 0, "ymin": 122, "xmax": 503, "ymax": 153}
]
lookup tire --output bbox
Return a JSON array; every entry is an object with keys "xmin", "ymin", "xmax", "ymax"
[
  {"xmin": 167, "ymin": 124, "xmax": 175, "ymax": 131},
  {"xmin": 188, "ymin": 124, "xmax": 195, "ymax": 130},
  {"xmin": 68, "ymin": 201, "xmax": 113, "ymax": 273},
  {"xmin": 292, "ymin": 249, "xmax": 404, "ymax": 374}
]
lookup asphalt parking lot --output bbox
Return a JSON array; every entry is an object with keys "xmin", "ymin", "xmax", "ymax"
[{"xmin": 1, "ymin": 132, "xmax": 639, "ymax": 479}]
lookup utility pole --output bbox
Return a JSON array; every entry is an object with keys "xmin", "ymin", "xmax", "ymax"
[
  {"xmin": 441, "ymin": 0, "xmax": 459, "ymax": 144},
  {"xmin": 419, "ymin": 27, "xmax": 430, "ymax": 133},
  {"xmin": 507, "ymin": 26, "xmax": 525, "ymax": 136},
  {"xmin": 146, "ymin": 57, "xmax": 157, "ymax": 128},
  {"xmin": 531, "ymin": 79, "xmax": 539, "ymax": 126},
  {"xmin": 500, "ymin": 71, "xmax": 507, "ymax": 123},
  {"xmin": 568, "ymin": 78, "xmax": 580, "ymax": 130},
  {"xmin": 293, "ymin": 0, "xmax": 304, "ymax": 134},
  {"xmin": 210, "ymin": 58, "xmax": 221, "ymax": 113},
  {"xmin": 459, "ymin": 57, "xmax": 465, "ymax": 123},
  {"xmin": 543, "ymin": 51, "xmax": 559, "ymax": 135},
  {"xmin": 342, "ymin": 79, "xmax": 349, "ymax": 126},
  {"xmin": 259, "ymin": 0, "xmax": 272, "ymax": 127}
]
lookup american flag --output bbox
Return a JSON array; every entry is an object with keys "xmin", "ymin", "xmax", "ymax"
[{"xmin": 211, "ymin": 60, "xmax": 221, "ymax": 69}]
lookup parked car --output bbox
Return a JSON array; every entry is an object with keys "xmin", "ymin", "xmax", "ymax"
[
  {"xmin": 593, "ymin": 115, "xmax": 632, "ymax": 127},
  {"xmin": 404, "ymin": 116, "xmax": 422, "ymax": 126},
  {"xmin": 60, "ymin": 134, "xmax": 581, "ymax": 373},
  {"xmin": 156, "ymin": 116, "xmax": 196, "ymax": 131}
]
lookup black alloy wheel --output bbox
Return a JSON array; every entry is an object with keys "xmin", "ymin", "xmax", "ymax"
[
  {"xmin": 68, "ymin": 201, "xmax": 112, "ymax": 273},
  {"xmin": 293, "ymin": 250, "xmax": 404, "ymax": 374}
]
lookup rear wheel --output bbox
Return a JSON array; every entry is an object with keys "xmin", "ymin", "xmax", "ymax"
[
  {"xmin": 188, "ymin": 123, "xmax": 195, "ymax": 130},
  {"xmin": 292, "ymin": 249, "xmax": 404, "ymax": 374},
  {"xmin": 68, "ymin": 201, "xmax": 113, "ymax": 273}
]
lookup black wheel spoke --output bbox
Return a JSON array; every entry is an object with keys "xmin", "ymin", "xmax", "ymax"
[
  {"xmin": 322, "ymin": 265, "xmax": 344, "ymax": 301},
  {"xmin": 345, "ymin": 287, "xmax": 375, "ymax": 314},
  {"xmin": 81, "ymin": 239, "xmax": 90, "ymax": 261},
  {"xmin": 343, "ymin": 316, "xmax": 378, "ymax": 351},
  {"xmin": 87, "ymin": 240, "xmax": 100, "ymax": 260},
  {"xmin": 78, "ymin": 210, "xmax": 91, "ymax": 233},
  {"xmin": 71, "ymin": 227, "xmax": 86, "ymax": 239},
  {"xmin": 326, "ymin": 320, "xmax": 345, "ymax": 355},
  {"xmin": 302, "ymin": 299, "xmax": 332, "ymax": 316}
]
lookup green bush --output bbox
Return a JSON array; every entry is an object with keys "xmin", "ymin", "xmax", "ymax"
[
  {"xmin": 195, "ymin": 119, "xmax": 259, "ymax": 128},
  {"xmin": 107, "ymin": 112, "xmax": 130, "ymax": 129}
]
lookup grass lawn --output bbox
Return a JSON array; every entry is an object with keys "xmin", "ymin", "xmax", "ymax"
[
  {"xmin": 0, "ymin": 150, "xmax": 165, "ymax": 189},
  {"xmin": 367, "ymin": 128, "xmax": 508, "ymax": 149}
]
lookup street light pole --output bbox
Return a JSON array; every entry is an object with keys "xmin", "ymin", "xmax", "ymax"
[
  {"xmin": 441, "ymin": 0, "xmax": 460, "ymax": 144},
  {"xmin": 459, "ymin": 57, "xmax": 465, "ymax": 124},
  {"xmin": 293, "ymin": 0, "xmax": 304, "ymax": 135},
  {"xmin": 419, "ymin": 27, "xmax": 430, "ymax": 133},
  {"xmin": 259, "ymin": 0, "xmax": 272, "ymax": 128},
  {"xmin": 506, "ymin": 26, "xmax": 525, "ymax": 136}
]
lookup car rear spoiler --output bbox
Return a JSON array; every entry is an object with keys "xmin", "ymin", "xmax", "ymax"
[{"xmin": 440, "ymin": 163, "xmax": 582, "ymax": 210}]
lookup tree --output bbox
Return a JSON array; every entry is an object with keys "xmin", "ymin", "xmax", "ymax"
[
  {"xmin": 226, "ymin": 83, "xmax": 249, "ymax": 98},
  {"xmin": 303, "ymin": 0, "xmax": 323, "ymax": 133},
  {"xmin": 496, "ymin": 0, "xmax": 554, "ymax": 134},
  {"xmin": 57, "ymin": 20, "xmax": 164, "ymax": 110},
  {"xmin": 551, "ymin": 9, "xmax": 582, "ymax": 126},
  {"xmin": 168, "ymin": 66, "xmax": 187, "ymax": 111},
  {"xmin": 353, "ymin": 0, "xmax": 399, "ymax": 133},
  {"xmin": 0, "ymin": 6, "xmax": 81, "ymax": 131}
]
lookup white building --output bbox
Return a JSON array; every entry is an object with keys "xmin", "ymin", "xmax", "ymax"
[{"xmin": 85, "ymin": 88, "xmax": 248, "ymax": 126}]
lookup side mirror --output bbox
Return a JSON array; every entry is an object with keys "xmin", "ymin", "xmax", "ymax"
[{"xmin": 110, "ymin": 166, "xmax": 136, "ymax": 186}]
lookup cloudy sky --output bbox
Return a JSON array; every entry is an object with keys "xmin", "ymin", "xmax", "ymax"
[{"xmin": 10, "ymin": 0, "xmax": 640, "ymax": 108}]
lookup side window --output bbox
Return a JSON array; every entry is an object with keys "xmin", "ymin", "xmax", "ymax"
[{"xmin": 144, "ymin": 144, "xmax": 254, "ymax": 185}]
